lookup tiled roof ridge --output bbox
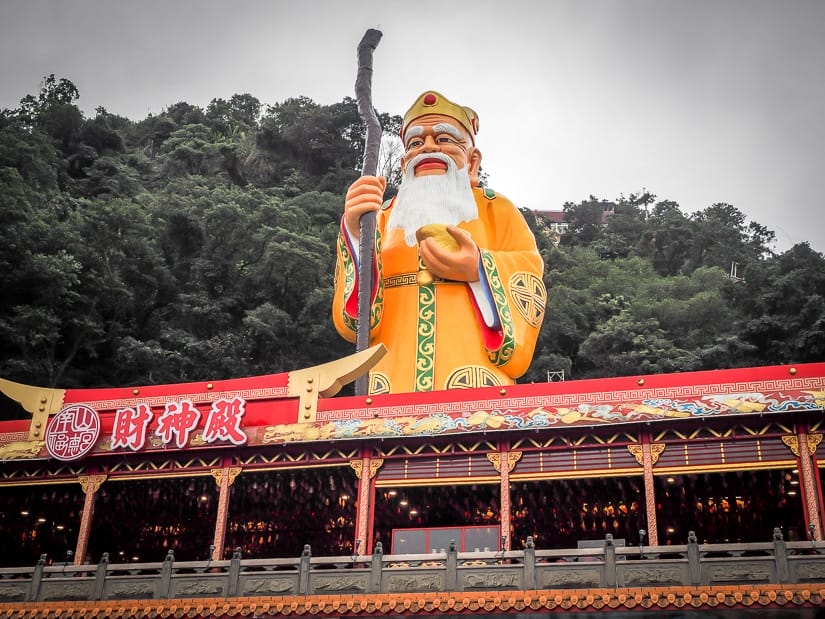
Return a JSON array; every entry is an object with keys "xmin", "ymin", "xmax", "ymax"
[{"xmin": 4, "ymin": 584, "xmax": 824, "ymax": 617}]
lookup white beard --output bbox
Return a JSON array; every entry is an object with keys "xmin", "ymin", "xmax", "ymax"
[{"xmin": 387, "ymin": 152, "xmax": 479, "ymax": 246}]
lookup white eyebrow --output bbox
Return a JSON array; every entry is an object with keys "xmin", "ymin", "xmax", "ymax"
[
  {"xmin": 405, "ymin": 122, "xmax": 465, "ymax": 145},
  {"xmin": 432, "ymin": 122, "xmax": 463, "ymax": 141}
]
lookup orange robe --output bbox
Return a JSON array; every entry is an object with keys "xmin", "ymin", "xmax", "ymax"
[{"xmin": 333, "ymin": 187, "xmax": 546, "ymax": 394}]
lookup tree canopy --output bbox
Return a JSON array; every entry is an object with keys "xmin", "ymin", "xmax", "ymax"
[{"xmin": 1, "ymin": 75, "xmax": 823, "ymax": 407}]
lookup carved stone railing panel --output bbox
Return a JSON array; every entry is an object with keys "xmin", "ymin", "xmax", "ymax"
[
  {"xmin": 616, "ymin": 561, "xmax": 688, "ymax": 587},
  {"xmin": 102, "ymin": 577, "xmax": 159, "ymax": 600},
  {"xmin": 789, "ymin": 557, "xmax": 825, "ymax": 583},
  {"xmin": 170, "ymin": 574, "xmax": 229, "ymax": 598},
  {"xmin": 701, "ymin": 557, "xmax": 775, "ymax": 586},
  {"xmin": 458, "ymin": 565, "xmax": 523, "ymax": 591},
  {"xmin": 238, "ymin": 574, "xmax": 297, "ymax": 596},
  {"xmin": 383, "ymin": 569, "xmax": 445, "ymax": 593},
  {"xmin": 39, "ymin": 577, "xmax": 95, "ymax": 601},
  {"xmin": 0, "ymin": 582, "xmax": 28, "ymax": 603},
  {"xmin": 311, "ymin": 571, "xmax": 369, "ymax": 594},
  {"xmin": 536, "ymin": 564, "xmax": 603, "ymax": 589}
]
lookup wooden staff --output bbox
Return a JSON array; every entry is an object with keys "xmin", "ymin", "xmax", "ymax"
[{"xmin": 354, "ymin": 28, "xmax": 382, "ymax": 396}]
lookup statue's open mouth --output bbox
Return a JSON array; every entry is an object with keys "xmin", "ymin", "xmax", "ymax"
[{"xmin": 414, "ymin": 157, "xmax": 448, "ymax": 173}]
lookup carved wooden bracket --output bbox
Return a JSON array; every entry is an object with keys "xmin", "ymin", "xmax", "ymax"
[
  {"xmin": 78, "ymin": 474, "xmax": 107, "ymax": 495},
  {"xmin": 782, "ymin": 435, "xmax": 800, "ymax": 457},
  {"xmin": 627, "ymin": 443, "xmax": 666, "ymax": 466},
  {"xmin": 351, "ymin": 458, "xmax": 384, "ymax": 479},
  {"xmin": 487, "ymin": 451, "xmax": 522, "ymax": 473},
  {"xmin": 210, "ymin": 466, "xmax": 242, "ymax": 487},
  {"xmin": 650, "ymin": 443, "xmax": 666, "ymax": 464},
  {"xmin": 782, "ymin": 434, "xmax": 822, "ymax": 458}
]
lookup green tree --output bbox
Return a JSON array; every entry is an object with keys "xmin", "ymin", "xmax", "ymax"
[
  {"xmin": 686, "ymin": 202, "xmax": 772, "ymax": 274},
  {"xmin": 637, "ymin": 200, "xmax": 694, "ymax": 276},
  {"xmin": 206, "ymin": 94, "xmax": 262, "ymax": 136},
  {"xmin": 15, "ymin": 75, "xmax": 80, "ymax": 125},
  {"xmin": 559, "ymin": 197, "xmax": 612, "ymax": 247},
  {"xmin": 591, "ymin": 193, "xmax": 650, "ymax": 259},
  {"xmin": 578, "ymin": 312, "xmax": 693, "ymax": 376},
  {"xmin": 735, "ymin": 243, "xmax": 825, "ymax": 363}
]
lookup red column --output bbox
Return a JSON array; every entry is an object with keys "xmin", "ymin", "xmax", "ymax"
[
  {"xmin": 210, "ymin": 461, "xmax": 242, "ymax": 560},
  {"xmin": 352, "ymin": 448, "xmax": 383, "ymax": 554},
  {"xmin": 794, "ymin": 426, "xmax": 823, "ymax": 540},
  {"xmin": 812, "ymin": 434, "xmax": 825, "ymax": 540},
  {"xmin": 75, "ymin": 473, "xmax": 107, "ymax": 565},
  {"xmin": 487, "ymin": 443, "xmax": 521, "ymax": 551},
  {"xmin": 629, "ymin": 434, "xmax": 663, "ymax": 547}
]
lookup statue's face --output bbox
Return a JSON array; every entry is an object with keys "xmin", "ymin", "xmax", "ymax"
[{"xmin": 400, "ymin": 114, "xmax": 481, "ymax": 180}]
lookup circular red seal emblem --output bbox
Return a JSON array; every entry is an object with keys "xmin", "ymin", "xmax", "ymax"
[{"xmin": 45, "ymin": 404, "xmax": 101, "ymax": 461}]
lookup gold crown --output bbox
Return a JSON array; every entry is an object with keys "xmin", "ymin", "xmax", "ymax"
[{"xmin": 401, "ymin": 91, "xmax": 479, "ymax": 144}]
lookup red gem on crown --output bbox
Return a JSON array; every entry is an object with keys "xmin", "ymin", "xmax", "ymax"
[{"xmin": 423, "ymin": 93, "xmax": 437, "ymax": 105}]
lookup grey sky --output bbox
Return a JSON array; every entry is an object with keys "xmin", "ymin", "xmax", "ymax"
[{"xmin": 1, "ymin": 0, "xmax": 823, "ymax": 252}]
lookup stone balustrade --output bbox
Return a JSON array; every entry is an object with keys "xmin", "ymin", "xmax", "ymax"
[{"xmin": 2, "ymin": 529, "xmax": 825, "ymax": 603}]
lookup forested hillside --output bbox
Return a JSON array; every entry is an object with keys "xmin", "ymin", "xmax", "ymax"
[{"xmin": 1, "ymin": 75, "xmax": 823, "ymax": 394}]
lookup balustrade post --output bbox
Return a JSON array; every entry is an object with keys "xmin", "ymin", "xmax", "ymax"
[
  {"xmin": 93, "ymin": 552, "xmax": 109, "ymax": 600},
  {"xmin": 446, "ymin": 540, "xmax": 458, "ymax": 591},
  {"xmin": 523, "ymin": 536, "xmax": 536, "ymax": 590},
  {"xmin": 773, "ymin": 527, "xmax": 789, "ymax": 584},
  {"xmin": 604, "ymin": 534, "xmax": 616, "ymax": 588},
  {"xmin": 228, "ymin": 547, "xmax": 242, "ymax": 597},
  {"xmin": 687, "ymin": 531, "xmax": 700, "ymax": 586},
  {"xmin": 369, "ymin": 541, "xmax": 383, "ymax": 593},
  {"xmin": 28, "ymin": 554, "xmax": 47, "ymax": 602},
  {"xmin": 159, "ymin": 549, "xmax": 174, "ymax": 598},
  {"xmin": 299, "ymin": 545, "xmax": 311, "ymax": 595}
]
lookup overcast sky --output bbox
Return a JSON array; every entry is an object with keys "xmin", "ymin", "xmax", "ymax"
[{"xmin": 2, "ymin": 0, "xmax": 823, "ymax": 253}]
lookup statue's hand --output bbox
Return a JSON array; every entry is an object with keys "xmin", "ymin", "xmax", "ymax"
[
  {"xmin": 419, "ymin": 226, "xmax": 480, "ymax": 282},
  {"xmin": 344, "ymin": 176, "xmax": 386, "ymax": 239}
]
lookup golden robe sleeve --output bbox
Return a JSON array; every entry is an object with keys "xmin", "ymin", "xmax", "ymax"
[
  {"xmin": 332, "ymin": 218, "xmax": 384, "ymax": 344},
  {"xmin": 473, "ymin": 189, "xmax": 547, "ymax": 379}
]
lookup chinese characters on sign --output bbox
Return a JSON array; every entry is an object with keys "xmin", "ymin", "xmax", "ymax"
[
  {"xmin": 155, "ymin": 400, "xmax": 201, "ymax": 449},
  {"xmin": 112, "ymin": 397, "xmax": 248, "ymax": 451},
  {"xmin": 111, "ymin": 403, "xmax": 153, "ymax": 450},
  {"xmin": 202, "ymin": 398, "xmax": 247, "ymax": 445},
  {"xmin": 45, "ymin": 404, "xmax": 102, "ymax": 461}
]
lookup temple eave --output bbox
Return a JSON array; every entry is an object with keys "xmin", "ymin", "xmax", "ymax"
[{"xmin": 4, "ymin": 585, "xmax": 825, "ymax": 617}]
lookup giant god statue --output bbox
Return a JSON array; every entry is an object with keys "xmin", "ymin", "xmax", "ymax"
[{"xmin": 333, "ymin": 91, "xmax": 546, "ymax": 394}]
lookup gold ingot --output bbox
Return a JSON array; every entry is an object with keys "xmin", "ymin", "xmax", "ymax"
[
  {"xmin": 416, "ymin": 224, "xmax": 460, "ymax": 251},
  {"xmin": 417, "ymin": 270, "xmax": 435, "ymax": 286}
]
